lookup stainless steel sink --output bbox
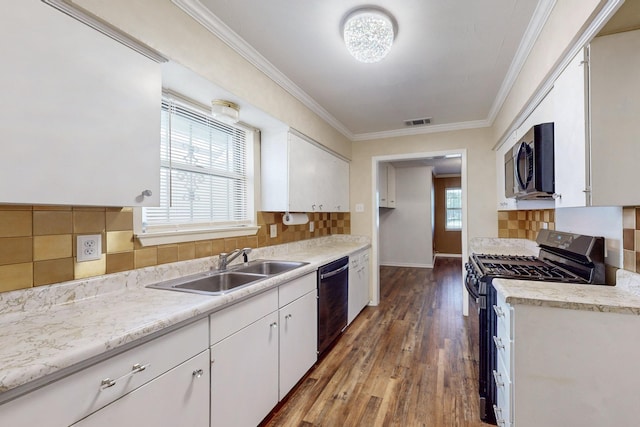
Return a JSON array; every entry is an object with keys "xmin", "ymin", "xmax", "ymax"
[
  {"xmin": 234, "ymin": 260, "xmax": 308, "ymax": 276},
  {"xmin": 147, "ymin": 271, "xmax": 267, "ymax": 296},
  {"xmin": 146, "ymin": 260, "xmax": 308, "ymax": 296}
]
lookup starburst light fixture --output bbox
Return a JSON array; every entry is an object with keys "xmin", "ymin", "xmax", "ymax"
[{"xmin": 342, "ymin": 8, "xmax": 396, "ymax": 63}]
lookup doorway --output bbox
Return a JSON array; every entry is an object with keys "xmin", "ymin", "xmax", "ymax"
[{"xmin": 371, "ymin": 150, "xmax": 470, "ymax": 316}]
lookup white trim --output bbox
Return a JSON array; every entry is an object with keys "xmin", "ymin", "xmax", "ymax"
[
  {"xmin": 380, "ymin": 262, "xmax": 434, "ymax": 269},
  {"xmin": 171, "ymin": 0, "xmax": 354, "ymax": 140},
  {"xmin": 493, "ymin": 0, "xmax": 625, "ymax": 151},
  {"xmin": 136, "ymin": 225, "xmax": 260, "ymax": 247},
  {"xmin": 434, "ymin": 253, "xmax": 463, "ymax": 258},
  {"xmin": 371, "ymin": 149, "xmax": 469, "ymax": 315},
  {"xmin": 171, "ymin": 0, "xmax": 554, "ymax": 142},
  {"xmin": 42, "ymin": 0, "xmax": 167, "ymax": 62},
  {"xmin": 485, "ymin": 0, "xmax": 556, "ymax": 125}
]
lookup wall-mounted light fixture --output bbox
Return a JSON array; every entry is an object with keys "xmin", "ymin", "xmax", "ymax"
[{"xmin": 211, "ymin": 100, "xmax": 240, "ymax": 124}]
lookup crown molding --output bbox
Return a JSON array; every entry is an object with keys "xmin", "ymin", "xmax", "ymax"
[
  {"xmin": 171, "ymin": 0, "xmax": 355, "ymax": 140},
  {"xmin": 351, "ymin": 119, "xmax": 491, "ymax": 141},
  {"xmin": 486, "ymin": 0, "xmax": 556, "ymax": 124},
  {"xmin": 172, "ymin": 0, "xmax": 555, "ymax": 143}
]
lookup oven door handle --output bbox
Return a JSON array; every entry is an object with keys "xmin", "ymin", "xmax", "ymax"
[{"xmin": 464, "ymin": 277, "xmax": 480, "ymax": 300}]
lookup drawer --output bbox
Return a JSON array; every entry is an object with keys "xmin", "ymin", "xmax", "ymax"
[
  {"xmin": 279, "ymin": 273, "xmax": 316, "ymax": 308},
  {"xmin": 493, "ymin": 352, "xmax": 512, "ymax": 427},
  {"xmin": 493, "ymin": 332, "xmax": 512, "ymax": 373},
  {"xmin": 0, "ymin": 318, "xmax": 208, "ymax": 427},
  {"xmin": 493, "ymin": 292, "xmax": 513, "ymax": 340},
  {"xmin": 210, "ymin": 288, "xmax": 278, "ymax": 345}
]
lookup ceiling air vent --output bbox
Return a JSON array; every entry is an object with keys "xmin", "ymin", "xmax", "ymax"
[{"xmin": 404, "ymin": 117, "xmax": 432, "ymax": 127}]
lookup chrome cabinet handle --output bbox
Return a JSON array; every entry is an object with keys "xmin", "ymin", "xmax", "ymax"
[
  {"xmin": 100, "ymin": 378, "xmax": 116, "ymax": 389},
  {"xmin": 493, "ymin": 335, "xmax": 505, "ymax": 350},
  {"xmin": 312, "ymin": 204, "xmax": 316, "ymax": 210},
  {"xmin": 99, "ymin": 362, "xmax": 150, "ymax": 390},
  {"xmin": 493, "ymin": 305, "xmax": 505, "ymax": 318},
  {"xmin": 492, "ymin": 369, "xmax": 504, "ymax": 388},
  {"xmin": 141, "ymin": 189, "xmax": 152, "ymax": 197},
  {"xmin": 270, "ymin": 322, "xmax": 278, "ymax": 329},
  {"xmin": 192, "ymin": 369, "xmax": 204, "ymax": 378},
  {"xmin": 493, "ymin": 405, "xmax": 506, "ymax": 426},
  {"xmin": 285, "ymin": 314, "xmax": 292, "ymax": 320}
]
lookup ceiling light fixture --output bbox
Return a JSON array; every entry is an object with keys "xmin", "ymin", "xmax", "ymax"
[
  {"xmin": 342, "ymin": 7, "xmax": 396, "ymax": 63},
  {"xmin": 211, "ymin": 100, "xmax": 240, "ymax": 124}
]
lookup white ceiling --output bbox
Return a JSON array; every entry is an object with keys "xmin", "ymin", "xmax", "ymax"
[{"xmin": 173, "ymin": 0, "xmax": 551, "ymax": 140}]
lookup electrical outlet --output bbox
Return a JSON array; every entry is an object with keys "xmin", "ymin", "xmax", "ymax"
[
  {"xmin": 77, "ymin": 234, "xmax": 102, "ymax": 262},
  {"xmin": 270, "ymin": 224, "xmax": 277, "ymax": 238},
  {"xmin": 309, "ymin": 221, "xmax": 315, "ymax": 232}
]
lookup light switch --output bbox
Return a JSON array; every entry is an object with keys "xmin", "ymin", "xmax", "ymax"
[
  {"xmin": 355, "ymin": 203, "xmax": 364, "ymax": 213},
  {"xmin": 270, "ymin": 224, "xmax": 277, "ymax": 238}
]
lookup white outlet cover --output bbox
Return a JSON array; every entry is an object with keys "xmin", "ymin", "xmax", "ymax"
[
  {"xmin": 270, "ymin": 224, "xmax": 277, "ymax": 238},
  {"xmin": 77, "ymin": 234, "xmax": 102, "ymax": 262},
  {"xmin": 355, "ymin": 203, "xmax": 364, "ymax": 213},
  {"xmin": 309, "ymin": 221, "xmax": 315, "ymax": 232}
]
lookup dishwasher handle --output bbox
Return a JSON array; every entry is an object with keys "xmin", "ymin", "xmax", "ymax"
[{"xmin": 320, "ymin": 263, "xmax": 349, "ymax": 280}]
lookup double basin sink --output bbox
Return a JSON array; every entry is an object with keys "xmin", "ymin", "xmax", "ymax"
[{"xmin": 147, "ymin": 260, "xmax": 309, "ymax": 296}]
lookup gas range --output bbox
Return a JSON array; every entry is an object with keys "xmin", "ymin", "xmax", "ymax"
[{"xmin": 465, "ymin": 229, "xmax": 606, "ymax": 424}]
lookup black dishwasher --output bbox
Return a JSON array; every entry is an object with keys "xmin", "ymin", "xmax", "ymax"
[{"xmin": 317, "ymin": 256, "xmax": 349, "ymax": 357}]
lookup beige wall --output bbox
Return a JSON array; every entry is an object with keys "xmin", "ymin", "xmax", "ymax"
[
  {"xmin": 350, "ymin": 128, "xmax": 497, "ymax": 242},
  {"xmin": 72, "ymin": 0, "xmax": 351, "ymax": 159}
]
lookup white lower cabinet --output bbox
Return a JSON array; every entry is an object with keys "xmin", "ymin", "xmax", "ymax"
[
  {"xmin": 73, "ymin": 350, "xmax": 209, "ymax": 427},
  {"xmin": 209, "ymin": 273, "xmax": 318, "ymax": 426},
  {"xmin": 279, "ymin": 275, "xmax": 317, "ymax": 400},
  {"xmin": 495, "ymin": 287, "xmax": 640, "ymax": 426},
  {"xmin": 0, "ymin": 318, "xmax": 209, "ymax": 427},
  {"xmin": 210, "ymin": 311, "xmax": 279, "ymax": 427},
  {"xmin": 348, "ymin": 248, "xmax": 370, "ymax": 325}
]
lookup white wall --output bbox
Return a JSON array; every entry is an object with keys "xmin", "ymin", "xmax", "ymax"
[
  {"xmin": 379, "ymin": 166, "xmax": 433, "ymax": 268},
  {"xmin": 555, "ymin": 206, "xmax": 622, "ymax": 267}
]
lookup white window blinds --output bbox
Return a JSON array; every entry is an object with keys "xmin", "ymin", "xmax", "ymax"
[{"xmin": 142, "ymin": 96, "xmax": 250, "ymax": 231}]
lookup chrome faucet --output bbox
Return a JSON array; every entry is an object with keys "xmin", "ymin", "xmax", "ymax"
[{"xmin": 218, "ymin": 247, "xmax": 252, "ymax": 270}]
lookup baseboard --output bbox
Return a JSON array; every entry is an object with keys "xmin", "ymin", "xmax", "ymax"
[
  {"xmin": 380, "ymin": 262, "xmax": 434, "ymax": 268},
  {"xmin": 434, "ymin": 253, "xmax": 462, "ymax": 258}
]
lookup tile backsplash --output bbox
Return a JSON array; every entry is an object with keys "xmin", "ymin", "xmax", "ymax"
[
  {"xmin": 0, "ymin": 206, "xmax": 350, "ymax": 293},
  {"xmin": 622, "ymin": 207, "xmax": 640, "ymax": 273},
  {"xmin": 498, "ymin": 209, "xmax": 555, "ymax": 240}
]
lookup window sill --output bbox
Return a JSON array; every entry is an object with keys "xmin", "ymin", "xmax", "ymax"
[{"xmin": 136, "ymin": 225, "xmax": 260, "ymax": 247}]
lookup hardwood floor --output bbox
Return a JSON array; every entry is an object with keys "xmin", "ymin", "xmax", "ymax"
[{"xmin": 262, "ymin": 258, "xmax": 491, "ymax": 427}]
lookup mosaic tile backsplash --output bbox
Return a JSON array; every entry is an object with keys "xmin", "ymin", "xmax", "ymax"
[
  {"xmin": 498, "ymin": 209, "xmax": 556, "ymax": 240},
  {"xmin": 0, "ymin": 206, "xmax": 350, "ymax": 293}
]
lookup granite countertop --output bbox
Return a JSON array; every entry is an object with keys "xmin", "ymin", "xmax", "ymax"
[
  {"xmin": 0, "ymin": 235, "xmax": 370, "ymax": 401},
  {"xmin": 471, "ymin": 237, "xmax": 640, "ymax": 315}
]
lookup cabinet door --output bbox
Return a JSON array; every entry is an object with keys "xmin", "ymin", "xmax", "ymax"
[
  {"xmin": 288, "ymin": 133, "xmax": 319, "ymax": 212},
  {"xmin": 328, "ymin": 154, "xmax": 350, "ymax": 212},
  {"xmin": 0, "ymin": 1, "xmax": 160, "ymax": 206},
  {"xmin": 211, "ymin": 312, "xmax": 279, "ymax": 427},
  {"xmin": 378, "ymin": 163, "xmax": 389, "ymax": 208},
  {"xmin": 386, "ymin": 164, "xmax": 397, "ymax": 208},
  {"xmin": 279, "ymin": 290, "xmax": 318, "ymax": 399},
  {"xmin": 553, "ymin": 49, "xmax": 589, "ymax": 208},
  {"xmin": 73, "ymin": 351, "xmax": 209, "ymax": 427},
  {"xmin": 496, "ymin": 132, "xmax": 518, "ymax": 210},
  {"xmin": 348, "ymin": 250, "xmax": 370, "ymax": 325},
  {"xmin": 590, "ymin": 30, "xmax": 640, "ymax": 206}
]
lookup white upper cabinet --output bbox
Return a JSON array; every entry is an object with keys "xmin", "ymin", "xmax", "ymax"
[
  {"xmin": 554, "ymin": 30, "xmax": 640, "ymax": 207},
  {"xmin": 553, "ymin": 49, "xmax": 590, "ymax": 208},
  {"xmin": 261, "ymin": 130, "xmax": 349, "ymax": 212},
  {"xmin": 378, "ymin": 163, "xmax": 396, "ymax": 208},
  {"xmin": 0, "ymin": 1, "xmax": 161, "ymax": 206}
]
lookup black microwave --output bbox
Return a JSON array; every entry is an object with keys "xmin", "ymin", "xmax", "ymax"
[{"xmin": 504, "ymin": 122, "xmax": 554, "ymax": 200}]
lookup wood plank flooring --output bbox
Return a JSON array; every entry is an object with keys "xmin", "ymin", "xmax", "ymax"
[{"xmin": 262, "ymin": 258, "xmax": 492, "ymax": 427}]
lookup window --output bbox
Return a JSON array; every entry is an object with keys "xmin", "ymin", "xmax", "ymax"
[
  {"xmin": 445, "ymin": 188, "xmax": 462, "ymax": 230},
  {"xmin": 138, "ymin": 94, "xmax": 257, "ymax": 245}
]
